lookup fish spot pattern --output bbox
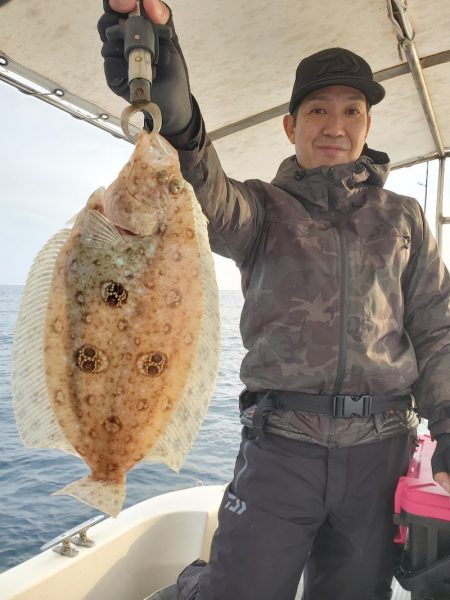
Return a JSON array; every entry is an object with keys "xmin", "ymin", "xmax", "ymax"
[
  {"xmin": 137, "ymin": 352, "xmax": 167, "ymax": 377},
  {"xmin": 166, "ymin": 289, "xmax": 182, "ymax": 307},
  {"xmin": 85, "ymin": 395, "xmax": 95, "ymax": 406},
  {"xmin": 103, "ymin": 416, "xmax": 122, "ymax": 434},
  {"xmin": 102, "ymin": 281, "xmax": 128, "ymax": 307},
  {"xmin": 157, "ymin": 170, "xmax": 169, "ymax": 184},
  {"xmin": 52, "ymin": 319, "xmax": 63, "ymax": 333},
  {"xmin": 184, "ymin": 333, "xmax": 194, "ymax": 345},
  {"xmin": 169, "ymin": 180, "xmax": 183, "ymax": 195},
  {"xmin": 117, "ymin": 320, "xmax": 129, "ymax": 331},
  {"xmin": 75, "ymin": 345, "xmax": 109, "ymax": 373},
  {"xmin": 55, "ymin": 390, "xmax": 65, "ymax": 405}
]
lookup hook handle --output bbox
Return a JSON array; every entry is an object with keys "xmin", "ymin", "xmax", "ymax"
[
  {"xmin": 121, "ymin": 102, "xmax": 162, "ymax": 143},
  {"xmin": 106, "ymin": 0, "xmax": 157, "ymax": 104}
]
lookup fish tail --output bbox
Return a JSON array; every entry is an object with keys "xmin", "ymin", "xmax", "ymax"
[{"xmin": 53, "ymin": 476, "xmax": 126, "ymax": 518}]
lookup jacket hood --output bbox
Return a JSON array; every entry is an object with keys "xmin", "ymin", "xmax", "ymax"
[{"xmin": 271, "ymin": 145, "xmax": 391, "ymax": 211}]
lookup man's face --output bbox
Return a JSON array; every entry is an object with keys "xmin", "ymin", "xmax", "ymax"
[{"xmin": 283, "ymin": 85, "xmax": 372, "ymax": 169}]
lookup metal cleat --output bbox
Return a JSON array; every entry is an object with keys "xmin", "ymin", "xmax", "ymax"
[{"xmin": 40, "ymin": 515, "xmax": 105, "ymax": 557}]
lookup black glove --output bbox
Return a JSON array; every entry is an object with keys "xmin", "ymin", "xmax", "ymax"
[
  {"xmin": 98, "ymin": 0, "xmax": 193, "ymax": 136},
  {"xmin": 431, "ymin": 433, "xmax": 450, "ymax": 476}
]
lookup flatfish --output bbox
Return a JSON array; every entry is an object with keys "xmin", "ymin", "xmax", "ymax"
[{"xmin": 12, "ymin": 131, "xmax": 220, "ymax": 517}]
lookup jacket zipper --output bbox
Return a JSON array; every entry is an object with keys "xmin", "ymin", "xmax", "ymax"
[
  {"xmin": 327, "ymin": 170, "xmax": 349, "ymax": 447},
  {"xmin": 334, "ymin": 227, "xmax": 349, "ymax": 394},
  {"xmin": 327, "ymin": 169, "xmax": 349, "ymax": 395}
]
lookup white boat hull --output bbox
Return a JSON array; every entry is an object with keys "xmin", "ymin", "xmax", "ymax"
[{"xmin": 0, "ymin": 485, "xmax": 225, "ymax": 600}]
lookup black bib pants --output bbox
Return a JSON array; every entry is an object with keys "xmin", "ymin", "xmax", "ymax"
[{"xmin": 178, "ymin": 429, "xmax": 413, "ymax": 600}]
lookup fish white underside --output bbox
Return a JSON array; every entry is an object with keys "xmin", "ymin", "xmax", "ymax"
[{"xmin": 12, "ymin": 182, "xmax": 220, "ymax": 512}]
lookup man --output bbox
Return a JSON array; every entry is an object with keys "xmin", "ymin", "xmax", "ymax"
[{"xmin": 99, "ymin": 2, "xmax": 450, "ymax": 598}]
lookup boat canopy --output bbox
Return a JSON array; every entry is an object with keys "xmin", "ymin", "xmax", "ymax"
[{"xmin": 1, "ymin": 0, "xmax": 450, "ymax": 239}]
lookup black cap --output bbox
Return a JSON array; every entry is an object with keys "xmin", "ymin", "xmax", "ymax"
[{"xmin": 289, "ymin": 48, "xmax": 385, "ymax": 114}]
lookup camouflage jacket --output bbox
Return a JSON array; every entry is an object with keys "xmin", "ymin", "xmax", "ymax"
[{"xmin": 169, "ymin": 102, "xmax": 450, "ymax": 446}]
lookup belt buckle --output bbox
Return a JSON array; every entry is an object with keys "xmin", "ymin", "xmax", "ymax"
[{"xmin": 333, "ymin": 395, "xmax": 372, "ymax": 417}]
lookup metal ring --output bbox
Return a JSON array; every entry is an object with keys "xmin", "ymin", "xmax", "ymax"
[{"xmin": 121, "ymin": 102, "xmax": 162, "ymax": 143}]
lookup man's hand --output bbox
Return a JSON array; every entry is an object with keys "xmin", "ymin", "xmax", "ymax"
[
  {"xmin": 108, "ymin": 0, "xmax": 170, "ymax": 24},
  {"xmin": 434, "ymin": 472, "xmax": 450, "ymax": 493},
  {"xmin": 98, "ymin": 0, "xmax": 193, "ymax": 135},
  {"xmin": 431, "ymin": 433, "xmax": 450, "ymax": 494}
]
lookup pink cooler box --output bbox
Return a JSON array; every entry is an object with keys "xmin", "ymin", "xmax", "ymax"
[{"xmin": 393, "ymin": 435, "xmax": 450, "ymax": 599}]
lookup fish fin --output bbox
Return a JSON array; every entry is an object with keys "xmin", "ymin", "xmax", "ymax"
[
  {"xmin": 142, "ymin": 183, "xmax": 221, "ymax": 471},
  {"xmin": 81, "ymin": 209, "xmax": 124, "ymax": 248},
  {"xmin": 12, "ymin": 228, "xmax": 78, "ymax": 455},
  {"xmin": 86, "ymin": 187, "xmax": 106, "ymax": 211},
  {"xmin": 64, "ymin": 185, "xmax": 105, "ymax": 227},
  {"xmin": 53, "ymin": 476, "xmax": 126, "ymax": 518},
  {"xmin": 64, "ymin": 214, "xmax": 77, "ymax": 226},
  {"xmin": 64, "ymin": 210, "xmax": 83, "ymax": 226}
]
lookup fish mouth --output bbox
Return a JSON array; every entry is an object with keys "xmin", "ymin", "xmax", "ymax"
[{"xmin": 115, "ymin": 225, "xmax": 139, "ymax": 237}]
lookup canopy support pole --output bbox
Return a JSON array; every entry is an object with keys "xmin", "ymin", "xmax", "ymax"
[
  {"xmin": 436, "ymin": 158, "xmax": 446, "ymax": 249},
  {"xmin": 386, "ymin": 0, "xmax": 445, "ymax": 158},
  {"xmin": 387, "ymin": 0, "xmax": 446, "ymax": 249}
]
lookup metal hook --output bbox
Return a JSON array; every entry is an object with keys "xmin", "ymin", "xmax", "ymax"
[{"xmin": 120, "ymin": 102, "xmax": 162, "ymax": 143}]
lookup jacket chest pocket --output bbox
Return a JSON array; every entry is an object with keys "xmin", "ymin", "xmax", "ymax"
[{"xmin": 362, "ymin": 225, "xmax": 412, "ymax": 274}]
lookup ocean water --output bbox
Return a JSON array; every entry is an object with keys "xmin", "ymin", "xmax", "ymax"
[{"xmin": 0, "ymin": 286, "xmax": 245, "ymax": 573}]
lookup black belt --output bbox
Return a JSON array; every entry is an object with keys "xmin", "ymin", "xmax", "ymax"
[{"xmin": 243, "ymin": 390, "xmax": 413, "ymax": 437}]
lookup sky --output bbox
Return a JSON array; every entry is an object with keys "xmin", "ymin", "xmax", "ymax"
[{"xmin": 0, "ymin": 79, "xmax": 448, "ymax": 288}]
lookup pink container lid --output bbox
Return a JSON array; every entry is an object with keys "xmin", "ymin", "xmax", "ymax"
[{"xmin": 394, "ymin": 434, "xmax": 450, "ymax": 522}]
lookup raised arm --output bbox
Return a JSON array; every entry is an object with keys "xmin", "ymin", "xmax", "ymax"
[
  {"xmin": 403, "ymin": 206, "xmax": 450, "ymax": 492},
  {"xmin": 98, "ymin": 0, "xmax": 267, "ymax": 267}
]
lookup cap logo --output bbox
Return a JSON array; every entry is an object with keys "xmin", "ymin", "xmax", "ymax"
[{"xmin": 316, "ymin": 52, "xmax": 360, "ymax": 77}]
